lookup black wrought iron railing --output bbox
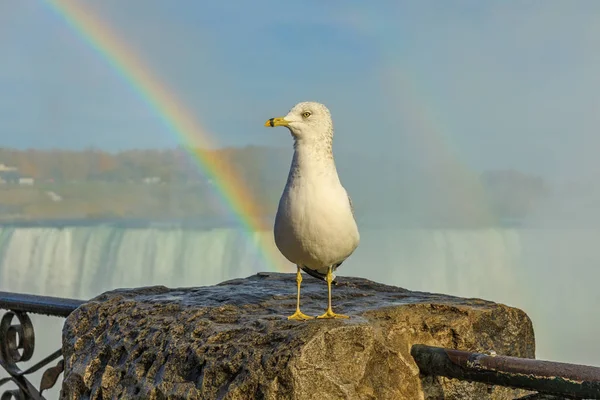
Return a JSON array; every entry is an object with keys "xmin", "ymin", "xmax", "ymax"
[
  {"xmin": 1, "ymin": 291, "xmax": 599, "ymax": 399},
  {"xmin": 0, "ymin": 292, "xmax": 84, "ymax": 400}
]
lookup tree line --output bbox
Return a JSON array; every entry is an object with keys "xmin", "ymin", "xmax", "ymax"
[
  {"xmin": 0, "ymin": 146, "xmax": 550, "ymax": 224},
  {"xmin": 0, "ymin": 146, "xmax": 284, "ymax": 183}
]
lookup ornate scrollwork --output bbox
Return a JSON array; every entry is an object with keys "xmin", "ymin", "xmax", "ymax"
[
  {"xmin": 0, "ymin": 311, "xmax": 64, "ymax": 400},
  {"xmin": 0, "ymin": 312, "xmax": 35, "ymax": 376}
]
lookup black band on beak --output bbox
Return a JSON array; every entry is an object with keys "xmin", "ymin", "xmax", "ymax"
[{"xmin": 269, "ymin": 118, "xmax": 275, "ymax": 127}]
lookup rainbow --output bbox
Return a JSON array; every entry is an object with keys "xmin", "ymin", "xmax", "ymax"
[{"xmin": 44, "ymin": 0, "xmax": 289, "ymax": 272}]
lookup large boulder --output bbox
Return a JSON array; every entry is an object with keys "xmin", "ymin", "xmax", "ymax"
[{"xmin": 60, "ymin": 272, "xmax": 535, "ymax": 399}]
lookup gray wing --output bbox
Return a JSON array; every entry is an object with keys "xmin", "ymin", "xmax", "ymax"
[{"xmin": 348, "ymin": 194, "xmax": 354, "ymax": 216}]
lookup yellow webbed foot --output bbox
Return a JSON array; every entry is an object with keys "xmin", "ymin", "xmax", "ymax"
[
  {"xmin": 288, "ymin": 310, "xmax": 314, "ymax": 321},
  {"xmin": 317, "ymin": 308, "xmax": 349, "ymax": 319}
]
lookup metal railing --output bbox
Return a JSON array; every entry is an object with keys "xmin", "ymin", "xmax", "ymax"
[
  {"xmin": 2, "ymin": 292, "xmax": 599, "ymax": 399},
  {"xmin": 0, "ymin": 292, "xmax": 84, "ymax": 400},
  {"xmin": 411, "ymin": 345, "xmax": 600, "ymax": 399}
]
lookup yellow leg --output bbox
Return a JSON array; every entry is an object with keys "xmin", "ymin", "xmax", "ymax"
[
  {"xmin": 288, "ymin": 266, "xmax": 314, "ymax": 321},
  {"xmin": 317, "ymin": 266, "xmax": 349, "ymax": 319}
]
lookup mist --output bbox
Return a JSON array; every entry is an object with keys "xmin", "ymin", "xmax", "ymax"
[{"xmin": 1, "ymin": 1, "xmax": 600, "ymax": 397}]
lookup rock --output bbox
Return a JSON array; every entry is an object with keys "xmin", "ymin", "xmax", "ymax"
[{"xmin": 60, "ymin": 273, "xmax": 535, "ymax": 400}]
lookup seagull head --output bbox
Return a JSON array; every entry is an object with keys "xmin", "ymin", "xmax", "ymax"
[{"xmin": 264, "ymin": 101, "xmax": 333, "ymax": 142}]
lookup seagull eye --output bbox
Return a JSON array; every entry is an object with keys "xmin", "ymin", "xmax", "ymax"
[{"xmin": 301, "ymin": 111, "xmax": 311, "ymax": 119}]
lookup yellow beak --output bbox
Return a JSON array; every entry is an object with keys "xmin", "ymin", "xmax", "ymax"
[{"xmin": 264, "ymin": 117, "xmax": 289, "ymax": 127}]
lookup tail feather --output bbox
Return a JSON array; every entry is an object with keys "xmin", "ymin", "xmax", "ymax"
[
  {"xmin": 300, "ymin": 266, "xmax": 328, "ymax": 281},
  {"xmin": 300, "ymin": 261, "xmax": 344, "ymax": 284}
]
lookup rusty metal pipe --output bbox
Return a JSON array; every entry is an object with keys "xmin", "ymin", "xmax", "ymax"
[{"xmin": 411, "ymin": 345, "xmax": 600, "ymax": 399}]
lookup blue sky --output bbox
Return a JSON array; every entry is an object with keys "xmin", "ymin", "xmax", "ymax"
[{"xmin": 1, "ymin": 1, "xmax": 600, "ymax": 179}]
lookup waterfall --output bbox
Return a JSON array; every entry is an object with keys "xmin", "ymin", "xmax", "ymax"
[
  {"xmin": 0, "ymin": 225, "xmax": 290, "ymax": 299},
  {"xmin": 0, "ymin": 224, "xmax": 598, "ymax": 374}
]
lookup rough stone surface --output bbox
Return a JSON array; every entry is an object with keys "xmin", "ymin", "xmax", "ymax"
[{"xmin": 60, "ymin": 273, "xmax": 535, "ymax": 400}]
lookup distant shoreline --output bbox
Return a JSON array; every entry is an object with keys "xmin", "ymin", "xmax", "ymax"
[
  {"xmin": 0, "ymin": 216, "xmax": 558, "ymax": 230},
  {"xmin": 0, "ymin": 216, "xmax": 270, "ymax": 230}
]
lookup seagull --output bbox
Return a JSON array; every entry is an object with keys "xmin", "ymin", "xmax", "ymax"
[{"xmin": 264, "ymin": 101, "xmax": 360, "ymax": 320}]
